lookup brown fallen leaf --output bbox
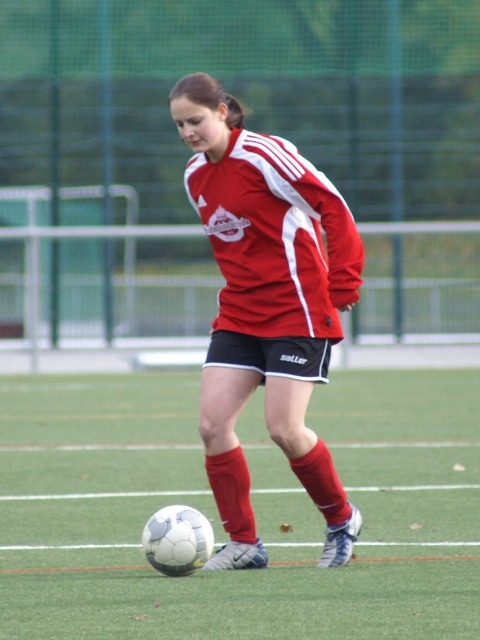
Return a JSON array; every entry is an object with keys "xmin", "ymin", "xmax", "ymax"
[
  {"xmin": 279, "ymin": 522, "xmax": 294, "ymax": 532},
  {"xmin": 409, "ymin": 523, "xmax": 423, "ymax": 530},
  {"xmin": 130, "ymin": 615, "xmax": 148, "ymax": 621},
  {"xmin": 453, "ymin": 463, "xmax": 466, "ymax": 471},
  {"xmin": 153, "ymin": 600, "xmax": 162, "ymax": 608}
]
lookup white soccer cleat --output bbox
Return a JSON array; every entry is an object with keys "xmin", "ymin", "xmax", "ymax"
[
  {"xmin": 201, "ymin": 538, "xmax": 268, "ymax": 570},
  {"xmin": 318, "ymin": 504, "xmax": 363, "ymax": 568}
]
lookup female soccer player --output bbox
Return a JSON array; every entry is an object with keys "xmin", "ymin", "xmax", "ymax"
[{"xmin": 168, "ymin": 72, "xmax": 365, "ymax": 569}]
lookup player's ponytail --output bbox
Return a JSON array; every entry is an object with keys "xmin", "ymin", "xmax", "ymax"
[
  {"xmin": 169, "ymin": 73, "xmax": 246, "ymax": 130},
  {"xmin": 224, "ymin": 94, "xmax": 246, "ymax": 129}
]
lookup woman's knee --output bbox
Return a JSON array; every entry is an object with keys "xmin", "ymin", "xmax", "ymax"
[
  {"xmin": 266, "ymin": 417, "xmax": 293, "ymax": 451},
  {"xmin": 198, "ymin": 412, "xmax": 217, "ymax": 443},
  {"xmin": 266, "ymin": 417, "xmax": 318, "ymax": 458}
]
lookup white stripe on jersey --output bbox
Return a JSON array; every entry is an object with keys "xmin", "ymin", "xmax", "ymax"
[
  {"xmin": 243, "ymin": 132, "xmax": 305, "ymax": 181},
  {"xmin": 282, "ymin": 206, "xmax": 327, "ymax": 337},
  {"xmin": 232, "ymin": 140, "xmax": 322, "ymax": 222},
  {"xmin": 184, "ymin": 153, "xmax": 208, "ymax": 216},
  {"xmin": 241, "ymin": 131, "xmax": 354, "ymax": 221}
]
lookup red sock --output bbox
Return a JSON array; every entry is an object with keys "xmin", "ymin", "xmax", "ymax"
[
  {"xmin": 205, "ymin": 446, "xmax": 257, "ymax": 544},
  {"xmin": 289, "ymin": 439, "xmax": 351, "ymax": 526}
]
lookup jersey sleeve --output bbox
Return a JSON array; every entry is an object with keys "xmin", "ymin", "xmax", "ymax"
[{"xmin": 242, "ymin": 133, "xmax": 365, "ymax": 307}]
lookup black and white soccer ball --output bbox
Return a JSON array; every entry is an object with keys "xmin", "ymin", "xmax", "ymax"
[{"xmin": 142, "ymin": 505, "xmax": 215, "ymax": 576}]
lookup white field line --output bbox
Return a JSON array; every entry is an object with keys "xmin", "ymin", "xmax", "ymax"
[
  {"xmin": 1, "ymin": 484, "xmax": 480, "ymax": 502},
  {"xmin": 1, "ymin": 441, "xmax": 479, "ymax": 453},
  {"xmin": 1, "ymin": 541, "xmax": 480, "ymax": 552}
]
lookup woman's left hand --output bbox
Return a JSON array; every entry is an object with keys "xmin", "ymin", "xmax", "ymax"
[{"xmin": 338, "ymin": 303, "xmax": 356, "ymax": 312}]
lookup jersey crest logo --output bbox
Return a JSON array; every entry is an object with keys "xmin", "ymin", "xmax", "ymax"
[
  {"xmin": 203, "ymin": 206, "xmax": 251, "ymax": 243},
  {"xmin": 197, "ymin": 195, "xmax": 207, "ymax": 207}
]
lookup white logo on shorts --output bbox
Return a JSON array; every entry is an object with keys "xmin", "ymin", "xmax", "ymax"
[{"xmin": 280, "ymin": 354, "xmax": 307, "ymax": 365}]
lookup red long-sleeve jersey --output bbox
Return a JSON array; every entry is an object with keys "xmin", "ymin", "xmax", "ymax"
[{"xmin": 183, "ymin": 128, "xmax": 364, "ymax": 342}]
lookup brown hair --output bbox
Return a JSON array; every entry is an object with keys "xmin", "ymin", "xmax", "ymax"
[{"xmin": 168, "ymin": 72, "xmax": 246, "ymax": 129}]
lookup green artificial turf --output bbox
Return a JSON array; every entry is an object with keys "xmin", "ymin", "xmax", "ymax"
[{"xmin": 1, "ymin": 369, "xmax": 479, "ymax": 639}]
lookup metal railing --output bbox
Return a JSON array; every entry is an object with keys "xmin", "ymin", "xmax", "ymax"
[{"xmin": 0, "ymin": 221, "xmax": 479, "ymax": 373}]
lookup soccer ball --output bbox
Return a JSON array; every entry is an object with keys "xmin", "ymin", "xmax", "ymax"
[{"xmin": 142, "ymin": 505, "xmax": 214, "ymax": 577}]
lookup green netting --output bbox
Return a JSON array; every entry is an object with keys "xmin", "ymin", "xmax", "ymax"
[{"xmin": 1, "ymin": 0, "xmax": 479, "ymax": 80}]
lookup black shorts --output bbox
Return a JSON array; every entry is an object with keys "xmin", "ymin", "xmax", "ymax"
[{"xmin": 204, "ymin": 330, "xmax": 331, "ymax": 384}]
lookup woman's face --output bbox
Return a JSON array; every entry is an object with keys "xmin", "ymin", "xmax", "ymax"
[{"xmin": 170, "ymin": 96, "xmax": 230, "ymax": 162}]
